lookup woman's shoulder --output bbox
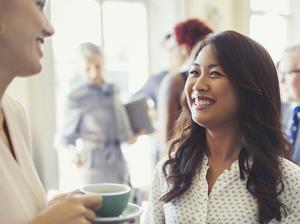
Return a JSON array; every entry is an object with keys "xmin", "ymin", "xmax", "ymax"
[
  {"xmin": 3, "ymin": 95, "xmax": 24, "ymax": 112},
  {"xmin": 153, "ymin": 157, "xmax": 171, "ymax": 181},
  {"xmin": 279, "ymin": 158, "xmax": 300, "ymax": 220},
  {"xmin": 2, "ymin": 95, "xmax": 30, "ymax": 143},
  {"xmin": 151, "ymin": 157, "xmax": 172, "ymax": 193},
  {"xmin": 2, "ymin": 95, "xmax": 27, "ymax": 122},
  {"xmin": 155, "ymin": 157, "xmax": 168, "ymax": 173},
  {"xmin": 280, "ymin": 158, "xmax": 300, "ymax": 193},
  {"xmin": 280, "ymin": 157, "xmax": 300, "ymax": 179}
]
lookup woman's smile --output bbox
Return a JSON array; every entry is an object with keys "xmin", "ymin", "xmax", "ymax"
[{"xmin": 192, "ymin": 95, "xmax": 216, "ymax": 111}]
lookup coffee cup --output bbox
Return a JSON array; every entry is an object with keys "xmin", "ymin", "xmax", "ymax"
[{"xmin": 80, "ymin": 183, "xmax": 131, "ymax": 217}]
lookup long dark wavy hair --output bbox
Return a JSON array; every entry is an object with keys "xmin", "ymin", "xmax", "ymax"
[{"xmin": 161, "ymin": 31, "xmax": 293, "ymax": 224}]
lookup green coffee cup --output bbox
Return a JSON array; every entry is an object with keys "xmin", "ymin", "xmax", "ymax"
[{"xmin": 80, "ymin": 183, "xmax": 131, "ymax": 217}]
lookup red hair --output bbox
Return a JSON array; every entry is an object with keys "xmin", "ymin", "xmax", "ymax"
[{"xmin": 174, "ymin": 18, "xmax": 213, "ymax": 51}]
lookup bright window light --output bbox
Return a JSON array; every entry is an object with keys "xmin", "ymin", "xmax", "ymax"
[
  {"xmin": 103, "ymin": 1, "xmax": 148, "ymax": 98},
  {"xmin": 250, "ymin": 14, "xmax": 288, "ymax": 63},
  {"xmin": 249, "ymin": 0, "xmax": 290, "ymax": 63},
  {"xmin": 250, "ymin": 0, "xmax": 290, "ymax": 14}
]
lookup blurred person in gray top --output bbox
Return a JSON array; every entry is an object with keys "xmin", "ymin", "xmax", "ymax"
[
  {"xmin": 132, "ymin": 33, "xmax": 186, "ymax": 109},
  {"xmin": 56, "ymin": 42, "xmax": 135, "ymax": 184}
]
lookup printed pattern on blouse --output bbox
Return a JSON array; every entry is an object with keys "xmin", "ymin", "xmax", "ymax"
[{"xmin": 144, "ymin": 156, "xmax": 300, "ymax": 224}]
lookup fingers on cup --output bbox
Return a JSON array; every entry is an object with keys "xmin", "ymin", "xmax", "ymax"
[
  {"xmin": 69, "ymin": 196, "xmax": 98, "ymax": 221},
  {"xmin": 83, "ymin": 207, "xmax": 97, "ymax": 221},
  {"xmin": 80, "ymin": 194, "xmax": 102, "ymax": 210}
]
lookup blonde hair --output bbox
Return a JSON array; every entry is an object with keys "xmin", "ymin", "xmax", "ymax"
[{"xmin": 78, "ymin": 42, "xmax": 102, "ymax": 59}]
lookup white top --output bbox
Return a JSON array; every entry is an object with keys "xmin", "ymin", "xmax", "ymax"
[
  {"xmin": 144, "ymin": 155, "xmax": 300, "ymax": 224},
  {"xmin": 0, "ymin": 96, "xmax": 46, "ymax": 224}
]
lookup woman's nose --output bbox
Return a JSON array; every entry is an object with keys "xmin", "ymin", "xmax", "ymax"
[
  {"xmin": 42, "ymin": 18, "xmax": 55, "ymax": 38},
  {"xmin": 192, "ymin": 75, "xmax": 209, "ymax": 92}
]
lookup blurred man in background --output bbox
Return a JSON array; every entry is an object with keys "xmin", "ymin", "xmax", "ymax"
[{"xmin": 278, "ymin": 44, "xmax": 300, "ymax": 164}]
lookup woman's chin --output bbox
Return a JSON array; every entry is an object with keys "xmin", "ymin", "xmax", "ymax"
[
  {"xmin": 18, "ymin": 63, "xmax": 43, "ymax": 77},
  {"xmin": 192, "ymin": 116, "xmax": 208, "ymax": 128}
]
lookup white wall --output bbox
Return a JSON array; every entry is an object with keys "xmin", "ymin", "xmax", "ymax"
[
  {"xmin": 184, "ymin": 0, "xmax": 250, "ymax": 34},
  {"xmin": 290, "ymin": 0, "xmax": 300, "ymax": 46},
  {"xmin": 147, "ymin": 0, "xmax": 185, "ymax": 74},
  {"xmin": 184, "ymin": 0, "xmax": 235, "ymax": 31},
  {"xmin": 232, "ymin": 0, "xmax": 250, "ymax": 34}
]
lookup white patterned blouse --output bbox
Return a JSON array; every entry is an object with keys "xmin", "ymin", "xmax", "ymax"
[{"xmin": 144, "ymin": 155, "xmax": 300, "ymax": 224}]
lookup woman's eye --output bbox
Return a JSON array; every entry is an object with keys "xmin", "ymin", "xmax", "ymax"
[
  {"xmin": 210, "ymin": 71, "xmax": 221, "ymax": 77},
  {"xmin": 189, "ymin": 70, "xmax": 199, "ymax": 77}
]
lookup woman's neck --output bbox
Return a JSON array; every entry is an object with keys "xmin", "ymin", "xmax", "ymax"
[{"xmin": 205, "ymin": 122, "xmax": 242, "ymax": 164}]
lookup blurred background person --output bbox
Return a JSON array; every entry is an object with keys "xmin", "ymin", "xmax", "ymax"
[
  {"xmin": 130, "ymin": 32, "xmax": 186, "ymax": 163},
  {"xmin": 56, "ymin": 42, "xmax": 135, "ymax": 188},
  {"xmin": 157, "ymin": 18, "xmax": 213, "ymax": 156},
  {"xmin": 131, "ymin": 33, "xmax": 185, "ymax": 109},
  {"xmin": 277, "ymin": 44, "xmax": 300, "ymax": 164}
]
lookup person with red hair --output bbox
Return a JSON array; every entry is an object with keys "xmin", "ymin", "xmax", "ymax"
[
  {"xmin": 157, "ymin": 18, "xmax": 213, "ymax": 157},
  {"xmin": 174, "ymin": 18, "xmax": 213, "ymax": 61}
]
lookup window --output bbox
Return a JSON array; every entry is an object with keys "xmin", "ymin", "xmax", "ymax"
[
  {"xmin": 102, "ymin": 1, "xmax": 148, "ymax": 96},
  {"xmin": 249, "ymin": 0, "xmax": 291, "ymax": 63}
]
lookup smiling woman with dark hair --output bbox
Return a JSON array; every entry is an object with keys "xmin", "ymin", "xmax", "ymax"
[{"xmin": 144, "ymin": 31, "xmax": 300, "ymax": 223}]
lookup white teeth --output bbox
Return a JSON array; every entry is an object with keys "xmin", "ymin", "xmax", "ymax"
[
  {"xmin": 193, "ymin": 97, "xmax": 214, "ymax": 106},
  {"xmin": 198, "ymin": 100, "xmax": 213, "ymax": 105}
]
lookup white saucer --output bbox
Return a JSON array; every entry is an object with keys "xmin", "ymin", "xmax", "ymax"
[{"xmin": 92, "ymin": 202, "xmax": 143, "ymax": 223}]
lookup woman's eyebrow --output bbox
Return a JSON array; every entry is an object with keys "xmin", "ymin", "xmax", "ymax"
[{"xmin": 191, "ymin": 62, "xmax": 220, "ymax": 68}]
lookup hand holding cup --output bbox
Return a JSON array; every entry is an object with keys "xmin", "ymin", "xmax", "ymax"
[{"xmin": 80, "ymin": 183, "xmax": 131, "ymax": 217}]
